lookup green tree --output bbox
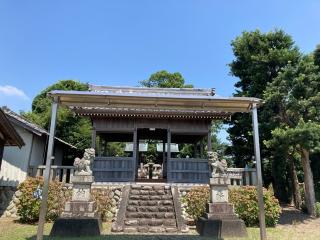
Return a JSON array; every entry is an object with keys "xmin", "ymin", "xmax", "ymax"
[
  {"xmin": 226, "ymin": 29, "xmax": 301, "ymax": 201},
  {"xmin": 264, "ymin": 55, "xmax": 320, "ymax": 215},
  {"xmin": 23, "ymin": 80, "xmax": 92, "ymax": 152},
  {"xmin": 141, "ymin": 71, "xmax": 227, "ymax": 158},
  {"xmin": 314, "ymin": 44, "xmax": 320, "ymax": 67},
  {"xmin": 140, "ymin": 70, "xmax": 193, "ymax": 88}
]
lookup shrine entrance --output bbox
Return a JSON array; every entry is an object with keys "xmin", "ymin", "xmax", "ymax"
[{"xmin": 135, "ymin": 128, "xmax": 167, "ymax": 182}]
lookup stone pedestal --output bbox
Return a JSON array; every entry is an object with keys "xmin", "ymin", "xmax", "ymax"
[
  {"xmin": 50, "ymin": 175, "xmax": 102, "ymax": 237},
  {"xmin": 196, "ymin": 177, "xmax": 247, "ymax": 238}
]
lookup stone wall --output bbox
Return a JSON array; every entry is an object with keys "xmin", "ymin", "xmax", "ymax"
[
  {"xmin": 1, "ymin": 183, "xmax": 201, "ymax": 224},
  {"xmin": 0, "ymin": 186, "xmax": 21, "ymax": 218},
  {"xmin": 0, "ymin": 184, "xmax": 123, "ymax": 221},
  {"xmin": 178, "ymin": 187, "xmax": 194, "ymax": 225},
  {"xmin": 92, "ymin": 186, "xmax": 123, "ymax": 220}
]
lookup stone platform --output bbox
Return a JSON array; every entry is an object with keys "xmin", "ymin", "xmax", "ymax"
[
  {"xmin": 50, "ymin": 173, "xmax": 102, "ymax": 237},
  {"xmin": 196, "ymin": 201, "xmax": 247, "ymax": 238},
  {"xmin": 50, "ymin": 217, "xmax": 102, "ymax": 237}
]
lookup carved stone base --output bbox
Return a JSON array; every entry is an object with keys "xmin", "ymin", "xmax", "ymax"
[
  {"xmin": 71, "ymin": 175, "xmax": 94, "ymax": 202},
  {"xmin": 61, "ymin": 201, "xmax": 98, "ymax": 218},
  {"xmin": 196, "ymin": 217, "xmax": 247, "ymax": 238},
  {"xmin": 196, "ymin": 202, "xmax": 247, "ymax": 238},
  {"xmin": 50, "ymin": 217, "xmax": 102, "ymax": 237}
]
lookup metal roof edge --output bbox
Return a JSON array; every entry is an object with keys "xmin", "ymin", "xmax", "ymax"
[{"xmin": 48, "ymin": 90, "xmax": 262, "ymax": 105}]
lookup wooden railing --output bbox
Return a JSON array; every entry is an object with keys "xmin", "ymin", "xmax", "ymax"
[
  {"xmin": 28, "ymin": 165, "xmax": 75, "ymax": 184},
  {"xmin": 28, "ymin": 165, "xmax": 257, "ymax": 186}
]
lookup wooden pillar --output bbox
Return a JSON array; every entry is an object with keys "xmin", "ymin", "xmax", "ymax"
[
  {"xmin": 207, "ymin": 126, "xmax": 212, "ymax": 152},
  {"xmin": 37, "ymin": 96, "xmax": 59, "ymax": 240},
  {"xmin": 0, "ymin": 138, "xmax": 4, "ymax": 170},
  {"xmin": 162, "ymin": 137, "xmax": 166, "ymax": 178},
  {"xmin": 167, "ymin": 128, "xmax": 171, "ymax": 181},
  {"xmin": 91, "ymin": 128, "xmax": 96, "ymax": 149},
  {"xmin": 132, "ymin": 128, "xmax": 138, "ymax": 181}
]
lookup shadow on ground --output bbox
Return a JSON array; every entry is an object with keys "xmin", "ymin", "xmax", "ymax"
[
  {"xmin": 26, "ymin": 235, "xmax": 221, "ymax": 240},
  {"xmin": 278, "ymin": 206, "xmax": 313, "ymax": 225}
]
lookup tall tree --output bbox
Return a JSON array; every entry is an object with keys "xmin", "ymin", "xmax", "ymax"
[
  {"xmin": 140, "ymin": 70, "xmax": 193, "ymax": 88},
  {"xmin": 23, "ymin": 80, "xmax": 92, "ymax": 152},
  {"xmin": 264, "ymin": 55, "xmax": 320, "ymax": 215},
  {"xmin": 226, "ymin": 30, "xmax": 301, "ymax": 201},
  {"xmin": 141, "ymin": 71, "xmax": 226, "ymax": 155},
  {"xmin": 314, "ymin": 44, "xmax": 320, "ymax": 67}
]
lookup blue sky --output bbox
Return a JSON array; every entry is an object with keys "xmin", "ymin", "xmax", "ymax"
[{"xmin": 0, "ymin": 0, "xmax": 319, "ymax": 142}]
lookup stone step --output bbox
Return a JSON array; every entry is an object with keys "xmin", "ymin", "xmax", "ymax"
[
  {"xmin": 124, "ymin": 226, "xmax": 178, "ymax": 233},
  {"xmin": 131, "ymin": 185, "xmax": 171, "ymax": 191},
  {"xmin": 124, "ymin": 218, "xmax": 177, "ymax": 227},
  {"xmin": 112, "ymin": 184, "xmax": 182, "ymax": 234},
  {"xmin": 130, "ymin": 190, "xmax": 171, "ymax": 196},
  {"xmin": 126, "ymin": 206, "xmax": 174, "ymax": 212},
  {"xmin": 126, "ymin": 212, "xmax": 175, "ymax": 219},
  {"xmin": 129, "ymin": 194, "xmax": 172, "ymax": 200},
  {"xmin": 127, "ymin": 200, "xmax": 174, "ymax": 206}
]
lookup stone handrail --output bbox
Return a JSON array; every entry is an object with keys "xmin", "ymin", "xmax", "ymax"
[{"xmin": 227, "ymin": 168, "xmax": 257, "ymax": 186}]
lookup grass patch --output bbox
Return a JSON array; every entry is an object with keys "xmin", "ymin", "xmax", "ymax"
[{"xmin": 1, "ymin": 218, "xmax": 320, "ymax": 240}]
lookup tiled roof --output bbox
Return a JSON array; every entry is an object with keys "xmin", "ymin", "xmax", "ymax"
[
  {"xmin": 0, "ymin": 108, "xmax": 24, "ymax": 147},
  {"xmin": 89, "ymin": 85, "xmax": 215, "ymax": 97},
  {"xmin": 2, "ymin": 107, "xmax": 76, "ymax": 148}
]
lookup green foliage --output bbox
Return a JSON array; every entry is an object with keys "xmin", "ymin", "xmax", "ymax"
[
  {"xmin": 183, "ymin": 186, "xmax": 281, "ymax": 227},
  {"xmin": 229, "ymin": 186, "xmax": 282, "ymax": 227},
  {"xmin": 17, "ymin": 177, "xmax": 71, "ymax": 223},
  {"xmin": 264, "ymin": 55, "xmax": 320, "ymax": 214},
  {"xmin": 315, "ymin": 202, "xmax": 320, "ymax": 217},
  {"xmin": 23, "ymin": 80, "xmax": 91, "ymax": 151},
  {"xmin": 227, "ymin": 29, "xmax": 300, "ymax": 170},
  {"xmin": 140, "ymin": 70, "xmax": 193, "ymax": 88},
  {"xmin": 182, "ymin": 186, "xmax": 209, "ymax": 220},
  {"xmin": 314, "ymin": 44, "xmax": 320, "ymax": 67},
  {"xmin": 91, "ymin": 188, "xmax": 113, "ymax": 221},
  {"xmin": 106, "ymin": 142, "xmax": 126, "ymax": 157},
  {"xmin": 315, "ymin": 181, "xmax": 320, "ymax": 202}
]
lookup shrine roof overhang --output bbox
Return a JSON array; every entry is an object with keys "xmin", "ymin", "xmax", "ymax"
[{"xmin": 48, "ymin": 90, "xmax": 262, "ymax": 120}]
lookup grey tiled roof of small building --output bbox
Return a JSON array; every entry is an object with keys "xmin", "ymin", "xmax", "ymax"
[{"xmin": 2, "ymin": 107, "xmax": 76, "ymax": 148}]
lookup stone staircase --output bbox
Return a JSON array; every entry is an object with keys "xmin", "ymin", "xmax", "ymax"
[{"xmin": 112, "ymin": 184, "xmax": 188, "ymax": 233}]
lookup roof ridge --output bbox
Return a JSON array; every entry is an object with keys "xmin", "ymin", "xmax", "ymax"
[
  {"xmin": 89, "ymin": 85, "xmax": 215, "ymax": 96},
  {"xmin": 2, "ymin": 106, "xmax": 46, "ymax": 135},
  {"xmin": 1, "ymin": 106, "xmax": 76, "ymax": 149}
]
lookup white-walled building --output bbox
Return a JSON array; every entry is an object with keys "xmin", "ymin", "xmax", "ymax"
[{"xmin": 0, "ymin": 107, "xmax": 76, "ymax": 187}]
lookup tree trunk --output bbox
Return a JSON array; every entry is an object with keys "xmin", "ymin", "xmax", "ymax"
[
  {"xmin": 288, "ymin": 155, "xmax": 302, "ymax": 209},
  {"xmin": 301, "ymin": 148, "xmax": 316, "ymax": 216}
]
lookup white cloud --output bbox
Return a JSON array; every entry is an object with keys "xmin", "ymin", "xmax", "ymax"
[{"xmin": 0, "ymin": 85, "xmax": 29, "ymax": 100}]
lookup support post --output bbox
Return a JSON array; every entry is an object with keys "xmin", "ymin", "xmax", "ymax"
[
  {"xmin": 36, "ymin": 97, "xmax": 59, "ymax": 240},
  {"xmin": 251, "ymin": 103, "xmax": 267, "ymax": 240},
  {"xmin": 162, "ymin": 137, "xmax": 166, "ymax": 178},
  {"xmin": 167, "ymin": 128, "xmax": 171, "ymax": 181},
  {"xmin": 207, "ymin": 125, "xmax": 212, "ymax": 152},
  {"xmin": 132, "ymin": 128, "xmax": 138, "ymax": 181},
  {"xmin": 91, "ymin": 128, "xmax": 96, "ymax": 149}
]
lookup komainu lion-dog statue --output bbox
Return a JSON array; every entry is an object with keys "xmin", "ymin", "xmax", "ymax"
[
  {"xmin": 73, "ymin": 148, "xmax": 95, "ymax": 175},
  {"xmin": 208, "ymin": 151, "xmax": 228, "ymax": 177}
]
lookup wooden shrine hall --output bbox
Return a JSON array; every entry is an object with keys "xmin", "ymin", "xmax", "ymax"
[{"xmin": 47, "ymin": 85, "xmax": 262, "ymax": 184}]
